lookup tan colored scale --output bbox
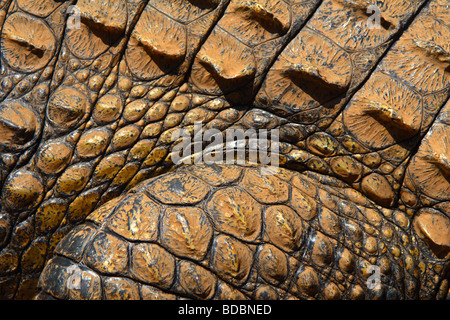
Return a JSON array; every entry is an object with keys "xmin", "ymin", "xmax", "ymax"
[
  {"xmin": 257, "ymin": 244, "xmax": 288, "ymax": 285},
  {"xmin": 309, "ymin": 0, "xmax": 421, "ymax": 51},
  {"xmin": 189, "ymin": 163, "xmax": 242, "ymax": 186},
  {"xmin": 34, "ymin": 164, "xmax": 431, "ymax": 300},
  {"xmin": 84, "ymin": 231, "xmax": 129, "ymax": 274},
  {"xmin": 1, "ymin": 12, "xmax": 55, "ymax": 72},
  {"xmin": 254, "ymin": 0, "xmax": 426, "ymax": 124},
  {"xmin": 343, "ymin": 73, "xmax": 423, "ymax": 151},
  {"xmin": 258, "ymin": 27, "xmax": 352, "ymax": 119},
  {"xmin": 0, "ymin": 102, "xmax": 39, "ymax": 152},
  {"xmin": 294, "ymin": 266, "xmax": 320, "ymax": 298},
  {"xmin": 264, "ymin": 205, "xmax": 303, "ymax": 252},
  {"xmin": 66, "ymin": 0, "xmax": 127, "ymax": 60},
  {"xmin": 125, "ymin": 6, "xmax": 187, "ymax": 81},
  {"xmin": 54, "ymin": 163, "xmax": 92, "ymax": 196},
  {"xmin": 191, "ymin": 27, "xmax": 256, "ymax": 95},
  {"xmin": 401, "ymin": 101, "xmax": 450, "ymax": 260},
  {"xmin": 1, "ymin": 169, "xmax": 44, "ymax": 210},
  {"xmin": 219, "ymin": 0, "xmax": 291, "ymax": 47},
  {"xmin": 380, "ymin": 16, "xmax": 450, "ymax": 94},
  {"xmin": 91, "ymin": 152, "xmax": 127, "ymax": 183},
  {"xmin": 240, "ymin": 167, "xmax": 289, "ymax": 203},
  {"xmin": 311, "ymin": 231, "xmax": 334, "ymax": 267},
  {"xmin": 91, "ymin": 94, "xmax": 123, "ymax": 124},
  {"xmin": 107, "ymin": 193, "xmax": 160, "ymax": 242},
  {"xmin": 130, "ymin": 242, "xmax": 176, "ymax": 289},
  {"xmin": 211, "ymin": 234, "xmax": 253, "ymax": 286},
  {"xmin": 178, "ymin": 260, "xmax": 217, "ymax": 299}
]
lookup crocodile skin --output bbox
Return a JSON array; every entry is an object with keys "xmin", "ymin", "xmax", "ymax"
[{"xmin": 0, "ymin": 0, "xmax": 449, "ymax": 299}]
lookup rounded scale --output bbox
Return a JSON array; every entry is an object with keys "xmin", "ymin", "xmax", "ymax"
[
  {"xmin": 1, "ymin": 12, "xmax": 56, "ymax": 72},
  {"xmin": 36, "ymin": 140, "xmax": 73, "ymax": 174},
  {"xmin": 84, "ymin": 231, "xmax": 129, "ymax": 274},
  {"xmin": 264, "ymin": 205, "xmax": 303, "ymax": 252},
  {"xmin": 161, "ymin": 206, "xmax": 213, "ymax": 261},
  {"xmin": 178, "ymin": 260, "xmax": 217, "ymax": 299},
  {"xmin": 92, "ymin": 94, "xmax": 123, "ymax": 124},
  {"xmin": 414, "ymin": 209, "xmax": 450, "ymax": 259},
  {"xmin": 240, "ymin": 167, "xmax": 289, "ymax": 204},
  {"xmin": 257, "ymin": 244, "xmax": 288, "ymax": 285},
  {"xmin": 361, "ymin": 173, "xmax": 396, "ymax": 207},
  {"xmin": 206, "ymin": 186, "xmax": 262, "ymax": 241},
  {"xmin": 147, "ymin": 171, "xmax": 210, "ymax": 205},
  {"xmin": 210, "ymin": 234, "xmax": 253, "ymax": 286},
  {"xmin": 76, "ymin": 127, "xmax": 112, "ymax": 159}
]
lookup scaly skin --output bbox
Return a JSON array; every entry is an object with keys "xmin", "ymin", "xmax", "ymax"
[
  {"xmin": 0, "ymin": 0, "xmax": 449, "ymax": 299},
  {"xmin": 36, "ymin": 164, "xmax": 450, "ymax": 300}
]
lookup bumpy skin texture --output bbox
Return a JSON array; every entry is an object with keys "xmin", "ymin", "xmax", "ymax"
[
  {"xmin": 36, "ymin": 164, "xmax": 450, "ymax": 300},
  {"xmin": 0, "ymin": 0, "xmax": 449, "ymax": 300}
]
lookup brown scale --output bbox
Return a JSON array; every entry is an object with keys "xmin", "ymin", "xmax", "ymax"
[
  {"xmin": 34, "ymin": 164, "xmax": 444, "ymax": 300},
  {"xmin": 118, "ymin": 0, "xmax": 324, "ymax": 189},
  {"xmin": 1, "ymin": 0, "xmax": 450, "ymax": 301},
  {"xmin": 26, "ymin": 0, "xmax": 323, "ymax": 277},
  {"xmin": 399, "ymin": 100, "xmax": 450, "ymax": 294},
  {"xmin": 0, "ymin": 0, "xmax": 76, "ymax": 299},
  {"xmin": 254, "ymin": 0, "xmax": 427, "ymax": 122},
  {"xmin": 44, "ymin": 0, "xmax": 233, "ymax": 218},
  {"xmin": 325, "ymin": 0, "xmax": 450, "ymax": 209}
]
